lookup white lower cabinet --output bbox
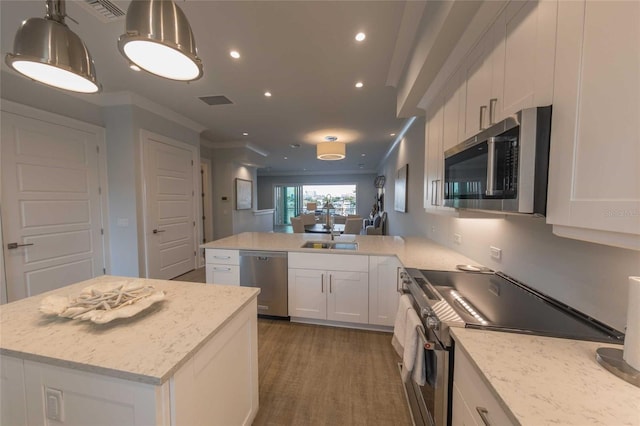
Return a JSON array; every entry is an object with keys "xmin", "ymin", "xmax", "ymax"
[
  {"xmin": 368, "ymin": 256, "xmax": 401, "ymax": 327},
  {"xmin": 288, "ymin": 253, "xmax": 369, "ymax": 324},
  {"xmin": 205, "ymin": 249, "xmax": 240, "ymax": 285},
  {"xmin": 0, "ymin": 300, "xmax": 259, "ymax": 426},
  {"xmin": 452, "ymin": 345, "xmax": 515, "ymax": 426}
]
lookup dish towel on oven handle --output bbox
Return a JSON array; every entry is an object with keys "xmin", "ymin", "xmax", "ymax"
[
  {"xmin": 401, "ymin": 308, "xmax": 427, "ymax": 386},
  {"xmin": 392, "ymin": 294, "xmax": 413, "ymax": 358}
]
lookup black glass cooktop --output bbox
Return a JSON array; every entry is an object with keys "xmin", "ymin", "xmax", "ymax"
[{"xmin": 419, "ymin": 270, "xmax": 624, "ymax": 344}]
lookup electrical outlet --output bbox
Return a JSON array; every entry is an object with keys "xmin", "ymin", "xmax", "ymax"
[
  {"xmin": 431, "ymin": 225, "xmax": 436, "ymax": 234},
  {"xmin": 453, "ymin": 233, "xmax": 462, "ymax": 245},
  {"xmin": 490, "ymin": 246, "xmax": 502, "ymax": 260},
  {"xmin": 45, "ymin": 387, "xmax": 64, "ymax": 422}
]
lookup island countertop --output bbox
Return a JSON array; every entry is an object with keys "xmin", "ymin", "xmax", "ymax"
[
  {"xmin": 0, "ymin": 275, "xmax": 260, "ymax": 385},
  {"xmin": 201, "ymin": 232, "xmax": 480, "ymax": 271},
  {"xmin": 451, "ymin": 328, "xmax": 640, "ymax": 425}
]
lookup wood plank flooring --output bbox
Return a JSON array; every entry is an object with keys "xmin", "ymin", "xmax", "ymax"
[
  {"xmin": 254, "ymin": 320, "xmax": 412, "ymax": 426},
  {"xmin": 173, "ymin": 269, "xmax": 412, "ymax": 425}
]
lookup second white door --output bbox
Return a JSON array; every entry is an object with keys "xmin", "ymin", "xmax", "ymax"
[{"xmin": 142, "ymin": 132, "xmax": 197, "ymax": 279}]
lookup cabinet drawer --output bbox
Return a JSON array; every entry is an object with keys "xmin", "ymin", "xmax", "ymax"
[
  {"xmin": 206, "ymin": 249, "xmax": 239, "ymax": 265},
  {"xmin": 453, "ymin": 346, "xmax": 515, "ymax": 426},
  {"xmin": 288, "ymin": 252, "xmax": 368, "ymax": 272},
  {"xmin": 206, "ymin": 264, "xmax": 240, "ymax": 286}
]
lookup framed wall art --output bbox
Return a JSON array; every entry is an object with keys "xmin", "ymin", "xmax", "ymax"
[
  {"xmin": 394, "ymin": 164, "xmax": 408, "ymax": 213},
  {"xmin": 235, "ymin": 178, "xmax": 252, "ymax": 210}
]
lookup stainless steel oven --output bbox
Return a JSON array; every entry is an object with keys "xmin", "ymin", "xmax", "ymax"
[{"xmin": 399, "ymin": 267, "xmax": 624, "ymax": 426}]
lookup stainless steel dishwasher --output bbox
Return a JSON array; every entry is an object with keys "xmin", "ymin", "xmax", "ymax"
[{"xmin": 239, "ymin": 250, "xmax": 288, "ymax": 318}]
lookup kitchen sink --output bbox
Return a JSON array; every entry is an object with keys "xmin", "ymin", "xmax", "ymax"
[{"xmin": 300, "ymin": 241, "xmax": 358, "ymax": 251}]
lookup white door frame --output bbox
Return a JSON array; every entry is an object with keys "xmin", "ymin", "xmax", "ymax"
[
  {"xmin": 139, "ymin": 129, "xmax": 199, "ymax": 278},
  {"xmin": 200, "ymin": 158, "xmax": 213, "ymax": 268},
  {"xmin": 0, "ymin": 100, "xmax": 111, "ymax": 302}
]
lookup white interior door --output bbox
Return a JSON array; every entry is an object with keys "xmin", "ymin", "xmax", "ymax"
[
  {"xmin": 1, "ymin": 111, "xmax": 106, "ymax": 301},
  {"xmin": 142, "ymin": 132, "xmax": 196, "ymax": 279}
]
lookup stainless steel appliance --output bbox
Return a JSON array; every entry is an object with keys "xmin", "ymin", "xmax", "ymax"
[
  {"xmin": 399, "ymin": 268, "xmax": 624, "ymax": 426},
  {"xmin": 239, "ymin": 250, "xmax": 288, "ymax": 318},
  {"xmin": 443, "ymin": 106, "xmax": 552, "ymax": 215}
]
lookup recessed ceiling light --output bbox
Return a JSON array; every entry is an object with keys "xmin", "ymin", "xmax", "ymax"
[
  {"xmin": 390, "ymin": 133, "xmax": 396, "ymax": 136},
  {"xmin": 355, "ymin": 81, "xmax": 364, "ymax": 88},
  {"xmin": 355, "ymin": 32, "xmax": 366, "ymax": 42},
  {"xmin": 361, "ymin": 153, "xmax": 366, "ymax": 157},
  {"xmin": 290, "ymin": 143, "xmax": 300, "ymax": 148},
  {"xmin": 230, "ymin": 50, "xmax": 240, "ymax": 59},
  {"xmin": 264, "ymin": 91, "xmax": 272, "ymax": 97},
  {"xmin": 283, "ymin": 156, "xmax": 288, "ymax": 160},
  {"xmin": 242, "ymin": 132, "xmax": 249, "ymax": 136}
]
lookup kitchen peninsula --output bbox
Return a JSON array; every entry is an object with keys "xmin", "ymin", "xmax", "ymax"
[{"xmin": 0, "ymin": 276, "xmax": 260, "ymax": 426}]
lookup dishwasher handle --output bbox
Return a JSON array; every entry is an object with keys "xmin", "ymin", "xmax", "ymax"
[{"xmin": 239, "ymin": 250, "xmax": 287, "ymax": 259}]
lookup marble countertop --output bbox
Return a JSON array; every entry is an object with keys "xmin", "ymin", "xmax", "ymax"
[
  {"xmin": 0, "ymin": 276, "xmax": 260, "ymax": 385},
  {"xmin": 201, "ymin": 232, "xmax": 480, "ymax": 271},
  {"xmin": 451, "ymin": 328, "xmax": 640, "ymax": 425}
]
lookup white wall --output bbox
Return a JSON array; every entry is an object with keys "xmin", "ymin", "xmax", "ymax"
[{"xmin": 379, "ymin": 117, "xmax": 640, "ymax": 332}]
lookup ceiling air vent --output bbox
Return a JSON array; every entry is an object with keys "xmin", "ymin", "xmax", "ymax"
[
  {"xmin": 81, "ymin": 0, "xmax": 126, "ymax": 23},
  {"xmin": 199, "ymin": 96, "xmax": 234, "ymax": 106}
]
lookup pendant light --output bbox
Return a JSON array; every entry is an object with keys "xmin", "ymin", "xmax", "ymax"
[
  {"xmin": 118, "ymin": 0, "xmax": 203, "ymax": 81},
  {"xmin": 5, "ymin": 0, "xmax": 100, "ymax": 94},
  {"xmin": 317, "ymin": 136, "xmax": 346, "ymax": 160}
]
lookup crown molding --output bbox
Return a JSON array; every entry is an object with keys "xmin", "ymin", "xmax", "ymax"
[{"xmin": 96, "ymin": 91, "xmax": 207, "ymax": 133}]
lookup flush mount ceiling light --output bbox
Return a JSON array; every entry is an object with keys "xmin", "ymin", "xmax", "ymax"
[
  {"xmin": 118, "ymin": 0, "xmax": 203, "ymax": 81},
  {"xmin": 317, "ymin": 136, "xmax": 346, "ymax": 161},
  {"xmin": 5, "ymin": 0, "xmax": 101, "ymax": 94}
]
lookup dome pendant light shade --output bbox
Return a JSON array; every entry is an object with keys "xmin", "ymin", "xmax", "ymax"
[
  {"xmin": 5, "ymin": 0, "xmax": 100, "ymax": 94},
  {"xmin": 317, "ymin": 142, "xmax": 346, "ymax": 160},
  {"xmin": 118, "ymin": 0, "xmax": 203, "ymax": 81}
]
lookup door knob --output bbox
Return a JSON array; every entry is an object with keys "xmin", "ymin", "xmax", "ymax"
[
  {"xmin": 7, "ymin": 242, "xmax": 34, "ymax": 249},
  {"xmin": 153, "ymin": 229, "xmax": 165, "ymax": 234}
]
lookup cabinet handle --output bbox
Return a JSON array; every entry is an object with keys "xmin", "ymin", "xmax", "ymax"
[
  {"xmin": 476, "ymin": 407, "xmax": 491, "ymax": 426},
  {"xmin": 213, "ymin": 256, "xmax": 231, "ymax": 260},
  {"xmin": 329, "ymin": 274, "xmax": 333, "ymax": 293},
  {"xmin": 7, "ymin": 242, "xmax": 34, "ymax": 249},
  {"xmin": 321, "ymin": 274, "xmax": 324, "ymax": 293},
  {"xmin": 486, "ymin": 137, "xmax": 497, "ymax": 196},
  {"xmin": 479, "ymin": 105, "xmax": 487, "ymax": 130},
  {"xmin": 489, "ymin": 98, "xmax": 498, "ymax": 125},
  {"xmin": 152, "ymin": 229, "xmax": 165, "ymax": 234},
  {"xmin": 213, "ymin": 267, "xmax": 231, "ymax": 272},
  {"xmin": 430, "ymin": 180, "xmax": 437, "ymax": 206},
  {"xmin": 435, "ymin": 179, "xmax": 440, "ymax": 206}
]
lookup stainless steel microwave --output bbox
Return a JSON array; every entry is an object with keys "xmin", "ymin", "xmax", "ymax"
[{"xmin": 443, "ymin": 106, "xmax": 552, "ymax": 215}]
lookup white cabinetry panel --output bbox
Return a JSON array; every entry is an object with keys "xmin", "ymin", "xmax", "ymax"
[
  {"xmin": 205, "ymin": 249, "xmax": 240, "ymax": 285},
  {"xmin": 546, "ymin": 0, "xmax": 640, "ymax": 249}
]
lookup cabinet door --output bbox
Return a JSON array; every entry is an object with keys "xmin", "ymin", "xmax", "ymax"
[
  {"xmin": 326, "ymin": 270, "xmax": 369, "ymax": 324},
  {"xmin": 452, "ymin": 383, "xmax": 479, "ymax": 426},
  {"xmin": 492, "ymin": 0, "xmax": 557, "ymax": 122},
  {"xmin": 206, "ymin": 264, "xmax": 240, "ymax": 285},
  {"xmin": 425, "ymin": 102, "xmax": 444, "ymax": 211},
  {"xmin": 442, "ymin": 67, "xmax": 465, "ymax": 153},
  {"xmin": 288, "ymin": 268, "xmax": 326, "ymax": 320},
  {"xmin": 546, "ymin": 0, "xmax": 640, "ymax": 249},
  {"xmin": 461, "ymin": 34, "xmax": 494, "ymax": 140},
  {"xmin": 368, "ymin": 256, "xmax": 401, "ymax": 327}
]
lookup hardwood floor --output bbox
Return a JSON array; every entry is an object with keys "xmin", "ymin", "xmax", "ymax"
[
  {"xmin": 254, "ymin": 320, "xmax": 412, "ymax": 426},
  {"xmin": 172, "ymin": 269, "xmax": 412, "ymax": 425}
]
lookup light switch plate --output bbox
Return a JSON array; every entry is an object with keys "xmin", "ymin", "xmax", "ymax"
[
  {"xmin": 45, "ymin": 387, "xmax": 64, "ymax": 422},
  {"xmin": 453, "ymin": 233, "xmax": 462, "ymax": 245},
  {"xmin": 490, "ymin": 246, "xmax": 502, "ymax": 260}
]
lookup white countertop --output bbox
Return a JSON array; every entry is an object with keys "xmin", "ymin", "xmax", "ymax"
[
  {"xmin": 0, "ymin": 276, "xmax": 260, "ymax": 385},
  {"xmin": 201, "ymin": 232, "xmax": 480, "ymax": 271},
  {"xmin": 451, "ymin": 328, "xmax": 640, "ymax": 425}
]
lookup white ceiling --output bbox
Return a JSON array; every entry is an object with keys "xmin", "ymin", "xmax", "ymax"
[{"xmin": 1, "ymin": 0, "xmax": 415, "ymax": 175}]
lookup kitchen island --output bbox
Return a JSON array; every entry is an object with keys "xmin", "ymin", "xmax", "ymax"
[{"xmin": 0, "ymin": 275, "xmax": 260, "ymax": 426}]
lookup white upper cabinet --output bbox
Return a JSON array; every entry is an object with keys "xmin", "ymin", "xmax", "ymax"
[
  {"xmin": 546, "ymin": 0, "xmax": 640, "ymax": 250},
  {"xmin": 460, "ymin": 0, "xmax": 557, "ymax": 140},
  {"xmin": 424, "ymin": 100, "xmax": 445, "ymax": 212}
]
